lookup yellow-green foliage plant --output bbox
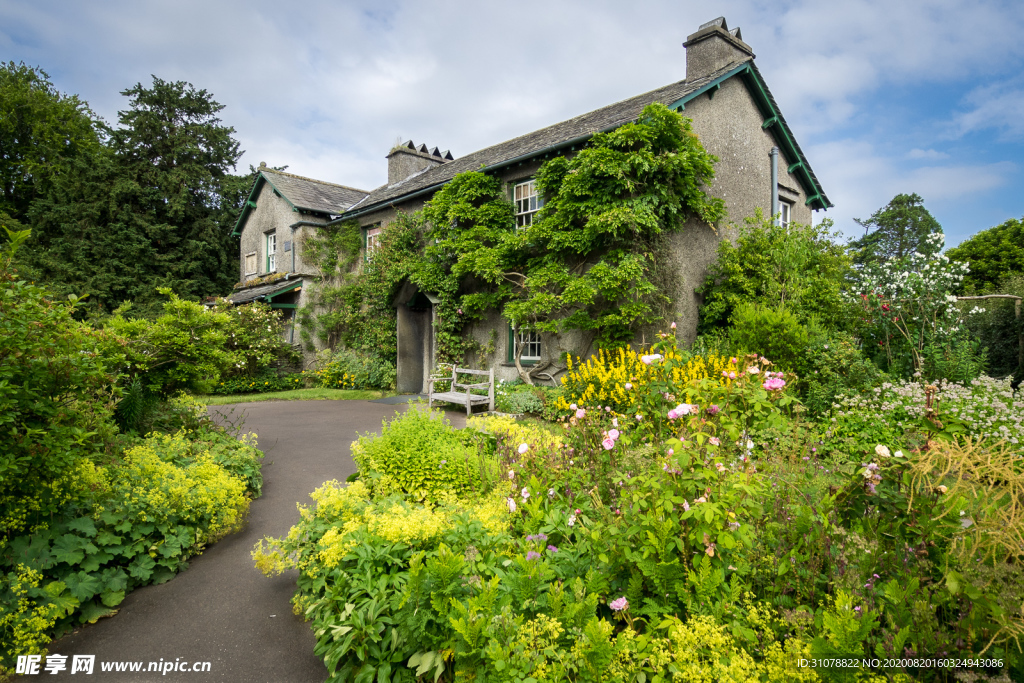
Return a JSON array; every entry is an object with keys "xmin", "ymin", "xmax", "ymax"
[
  {"xmin": 106, "ymin": 433, "xmax": 250, "ymax": 542},
  {"xmin": 1, "ymin": 428, "xmax": 262, "ymax": 673},
  {"xmin": 909, "ymin": 437, "xmax": 1024, "ymax": 655},
  {"xmin": 350, "ymin": 406, "xmax": 484, "ymax": 502},
  {"xmin": 555, "ymin": 346, "xmax": 734, "ymax": 413}
]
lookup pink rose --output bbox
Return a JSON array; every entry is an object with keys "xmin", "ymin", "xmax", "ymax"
[
  {"xmin": 624, "ymin": 382, "xmax": 632, "ymax": 390},
  {"xmin": 608, "ymin": 429, "xmax": 620, "ymax": 440},
  {"xmin": 518, "ymin": 443, "xmax": 529, "ymax": 454},
  {"xmin": 763, "ymin": 377, "xmax": 786, "ymax": 391},
  {"xmin": 609, "ymin": 597, "xmax": 629, "ymax": 611},
  {"xmin": 575, "ymin": 408, "xmax": 586, "ymax": 419},
  {"xmin": 602, "ymin": 437, "xmax": 615, "ymax": 450}
]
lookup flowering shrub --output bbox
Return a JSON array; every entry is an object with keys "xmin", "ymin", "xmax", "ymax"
[
  {"xmin": 555, "ymin": 346, "xmax": 733, "ymax": 414},
  {"xmin": 832, "ymin": 375, "xmax": 1022, "ymax": 448},
  {"xmin": 851, "ymin": 231, "xmax": 977, "ymax": 376}
]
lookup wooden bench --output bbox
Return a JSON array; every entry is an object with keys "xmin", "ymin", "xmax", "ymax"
[{"xmin": 427, "ymin": 367, "xmax": 494, "ymax": 415}]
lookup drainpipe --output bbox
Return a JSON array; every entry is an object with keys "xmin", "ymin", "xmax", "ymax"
[
  {"xmin": 290, "ymin": 225, "xmax": 297, "ymax": 273},
  {"xmin": 770, "ymin": 146, "xmax": 779, "ymax": 226}
]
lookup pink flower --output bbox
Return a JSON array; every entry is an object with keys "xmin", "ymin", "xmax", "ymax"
[
  {"xmin": 570, "ymin": 403, "xmax": 578, "ymax": 410},
  {"xmin": 748, "ymin": 366, "xmax": 760, "ymax": 375},
  {"xmin": 612, "ymin": 418, "xmax": 618, "ymax": 427},
  {"xmin": 730, "ymin": 357, "xmax": 737, "ymax": 363},
  {"xmin": 682, "ymin": 499, "xmax": 690, "ymax": 511},
  {"xmin": 507, "ymin": 498, "xmax": 517, "ymax": 513},
  {"xmin": 609, "ymin": 597, "xmax": 629, "ymax": 611},
  {"xmin": 457, "ymin": 308, "xmax": 463, "ymax": 314},
  {"xmin": 575, "ymin": 408, "xmax": 586, "ymax": 419},
  {"xmin": 526, "ymin": 551, "xmax": 541, "ymax": 561},
  {"xmin": 602, "ymin": 437, "xmax": 615, "ymax": 450},
  {"xmin": 636, "ymin": 414, "xmax": 642, "ymax": 421},
  {"xmin": 608, "ymin": 429, "xmax": 620, "ymax": 440},
  {"xmin": 518, "ymin": 443, "xmax": 529, "ymax": 454},
  {"xmin": 675, "ymin": 403, "xmax": 691, "ymax": 416},
  {"xmin": 763, "ymin": 377, "xmax": 786, "ymax": 391},
  {"xmin": 706, "ymin": 404, "xmax": 720, "ymax": 415},
  {"xmin": 667, "ymin": 448, "xmax": 674, "ymax": 456},
  {"xmin": 640, "ymin": 354, "xmax": 662, "ymax": 365},
  {"xmin": 727, "ymin": 372, "xmax": 736, "ymax": 379},
  {"xmin": 670, "ymin": 322, "xmax": 677, "ymax": 330},
  {"xmin": 624, "ymin": 383, "xmax": 632, "ymax": 390},
  {"xmin": 709, "ymin": 437, "xmax": 720, "ymax": 446},
  {"xmin": 667, "ymin": 409, "xmax": 678, "ymax": 420}
]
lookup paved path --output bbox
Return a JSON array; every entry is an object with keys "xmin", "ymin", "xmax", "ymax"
[{"xmin": 48, "ymin": 399, "xmax": 466, "ymax": 682}]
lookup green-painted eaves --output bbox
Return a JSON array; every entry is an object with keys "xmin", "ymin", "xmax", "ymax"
[
  {"xmin": 231, "ymin": 171, "xmax": 301, "ymax": 236},
  {"xmin": 667, "ymin": 62, "xmax": 833, "ymax": 211}
]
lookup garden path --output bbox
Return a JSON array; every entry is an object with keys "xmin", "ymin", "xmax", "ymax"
[{"xmin": 48, "ymin": 399, "xmax": 467, "ymax": 681}]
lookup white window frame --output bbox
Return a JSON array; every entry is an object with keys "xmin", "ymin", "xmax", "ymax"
[
  {"xmin": 365, "ymin": 224, "xmax": 382, "ymax": 261},
  {"xmin": 779, "ymin": 201, "xmax": 792, "ymax": 228},
  {"xmin": 512, "ymin": 325, "xmax": 542, "ymax": 363},
  {"xmin": 266, "ymin": 232, "xmax": 276, "ymax": 272},
  {"xmin": 513, "ymin": 180, "xmax": 543, "ymax": 229}
]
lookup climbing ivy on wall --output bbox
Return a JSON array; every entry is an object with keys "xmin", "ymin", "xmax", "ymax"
[{"xmin": 299, "ymin": 103, "xmax": 724, "ymax": 368}]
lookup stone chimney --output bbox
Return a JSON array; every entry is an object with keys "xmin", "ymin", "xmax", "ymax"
[
  {"xmin": 387, "ymin": 140, "xmax": 454, "ymax": 186},
  {"xmin": 683, "ymin": 17, "xmax": 754, "ymax": 82}
]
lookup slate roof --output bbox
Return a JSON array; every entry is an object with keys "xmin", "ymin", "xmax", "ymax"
[
  {"xmin": 261, "ymin": 168, "xmax": 368, "ymax": 214},
  {"xmin": 341, "ymin": 57, "xmax": 831, "ymax": 217},
  {"xmin": 341, "ymin": 62, "xmax": 734, "ymax": 215},
  {"xmin": 228, "ymin": 278, "xmax": 302, "ymax": 304}
]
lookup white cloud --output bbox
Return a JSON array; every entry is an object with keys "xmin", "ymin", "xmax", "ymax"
[
  {"xmin": 810, "ymin": 138, "xmax": 1014, "ymax": 239},
  {"xmin": 954, "ymin": 76, "xmax": 1024, "ymax": 139}
]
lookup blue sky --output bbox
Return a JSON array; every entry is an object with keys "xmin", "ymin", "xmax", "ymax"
[{"xmin": 2, "ymin": 0, "xmax": 1022, "ymax": 247}]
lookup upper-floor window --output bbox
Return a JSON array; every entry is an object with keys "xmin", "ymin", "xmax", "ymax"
[
  {"xmin": 365, "ymin": 223, "xmax": 382, "ymax": 261},
  {"xmin": 779, "ymin": 201, "xmax": 792, "ymax": 228},
  {"xmin": 266, "ymin": 232, "xmax": 276, "ymax": 272},
  {"xmin": 514, "ymin": 180, "xmax": 543, "ymax": 229}
]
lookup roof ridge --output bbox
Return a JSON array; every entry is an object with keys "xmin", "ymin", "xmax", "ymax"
[{"xmin": 262, "ymin": 167, "xmax": 369, "ymax": 195}]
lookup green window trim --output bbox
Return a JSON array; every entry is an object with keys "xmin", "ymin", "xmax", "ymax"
[{"xmin": 506, "ymin": 323, "xmax": 541, "ymax": 364}]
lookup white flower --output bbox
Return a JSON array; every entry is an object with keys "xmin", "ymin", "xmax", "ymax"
[
  {"xmin": 508, "ymin": 469, "xmax": 515, "ymax": 479},
  {"xmin": 507, "ymin": 498, "xmax": 517, "ymax": 513},
  {"xmin": 518, "ymin": 443, "xmax": 529, "ymax": 454},
  {"xmin": 894, "ymin": 450, "xmax": 903, "ymax": 458},
  {"xmin": 748, "ymin": 366, "xmax": 760, "ymax": 375},
  {"xmin": 745, "ymin": 440, "xmax": 754, "ymax": 450},
  {"xmin": 567, "ymin": 514, "xmax": 576, "ymax": 527},
  {"xmin": 521, "ymin": 487, "xmax": 530, "ymax": 500},
  {"xmin": 875, "ymin": 444, "xmax": 891, "ymax": 458}
]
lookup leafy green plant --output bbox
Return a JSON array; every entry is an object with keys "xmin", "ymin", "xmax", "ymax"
[
  {"xmin": 351, "ymin": 407, "xmax": 484, "ymax": 502},
  {"xmin": 728, "ymin": 303, "xmax": 812, "ymax": 370}
]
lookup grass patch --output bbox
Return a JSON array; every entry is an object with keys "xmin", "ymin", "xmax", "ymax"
[{"xmin": 196, "ymin": 388, "xmax": 387, "ymax": 405}]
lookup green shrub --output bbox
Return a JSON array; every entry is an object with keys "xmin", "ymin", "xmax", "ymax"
[
  {"xmin": 351, "ymin": 407, "xmax": 483, "ymax": 502},
  {"xmin": 311, "ymin": 348, "xmax": 396, "ymax": 390},
  {"xmin": 798, "ymin": 333, "xmax": 888, "ymax": 416},
  {"xmin": 728, "ymin": 303, "xmax": 810, "ymax": 370},
  {"xmin": 0, "ymin": 228, "xmax": 121, "ymax": 539},
  {"xmin": 212, "ymin": 369, "xmax": 305, "ymax": 395}
]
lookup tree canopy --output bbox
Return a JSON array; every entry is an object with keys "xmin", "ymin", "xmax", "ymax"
[
  {"xmin": 847, "ymin": 193, "xmax": 942, "ymax": 266},
  {"xmin": 23, "ymin": 77, "xmax": 244, "ymax": 317},
  {"xmin": 945, "ymin": 215, "xmax": 1024, "ymax": 294},
  {"xmin": 0, "ymin": 62, "xmax": 101, "ymax": 222}
]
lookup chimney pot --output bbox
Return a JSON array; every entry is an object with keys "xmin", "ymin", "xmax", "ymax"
[{"xmin": 683, "ymin": 17, "xmax": 754, "ymax": 81}]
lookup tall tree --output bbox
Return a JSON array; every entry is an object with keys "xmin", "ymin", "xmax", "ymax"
[
  {"xmin": 27, "ymin": 77, "xmax": 243, "ymax": 316},
  {"xmin": 0, "ymin": 62, "xmax": 101, "ymax": 221},
  {"xmin": 945, "ymin": 216, "xmax": 1024, "ymax": 294},
  {"xmin": 848, "ymin": 193, "xmax": 942, "ymax": 266}
]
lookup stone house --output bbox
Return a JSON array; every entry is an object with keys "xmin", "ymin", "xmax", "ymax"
[
  {"xmin": 329, "ymin": 17, "xmax": 831, "ymax": 392},
  {"xmin": 228, "ymin": 165, "xmax": 368, "ymax": 345},
  {"xmin": 229, "ymin": 17, "xmax": 831, "ymax": 390}
]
